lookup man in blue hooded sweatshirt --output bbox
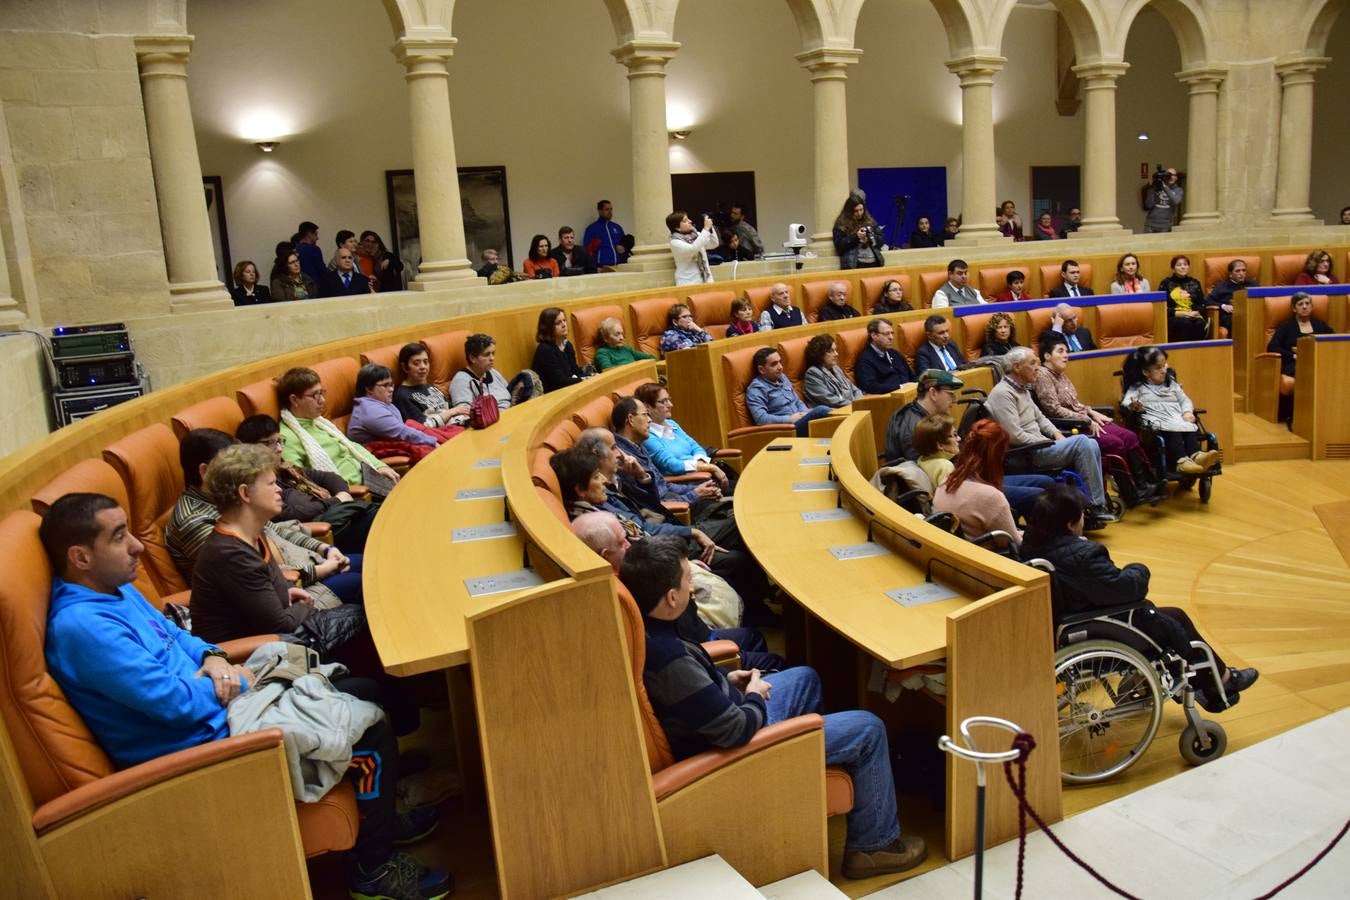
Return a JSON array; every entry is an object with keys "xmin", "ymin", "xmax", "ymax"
[{"xmin": 40, "ymin": 492, "xmax": 453, "ymax": 900}]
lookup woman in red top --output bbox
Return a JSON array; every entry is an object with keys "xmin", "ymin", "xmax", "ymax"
[
  {"xmin": 1294, "ymin": 249, "xmax": 1337, "ymax": 285},
  {"xmin": 522, "ymin": 234, "xmax": 561, "ymax": 279}
]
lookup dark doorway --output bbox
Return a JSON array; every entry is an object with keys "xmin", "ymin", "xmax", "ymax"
[
  {"xmin": 1030, "ymin": 166, "xmax": 1082, "ymax": 230},
  {"xmin": 671, "ymin": 171, "xmax": 757, "ymax": 233}
]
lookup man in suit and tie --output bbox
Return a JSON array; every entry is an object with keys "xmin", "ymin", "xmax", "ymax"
[
  {"xmin": 319, "ymin": 247, "xmax": 376, "ymax": 298},
  {"xmin": 1048, "ymin": 259, "xmax": 1093, "ymax": 299},
  {"xmin": 854, "ymin": 318, "xmax": 915, "ymax": 394},
  {"xmin": 1038, "ymin": 302, "xmax": 1096, "ymax": 352},
  {"xmin": 914, "ymin": 315, "xmax": 963, "ymax": 373}
]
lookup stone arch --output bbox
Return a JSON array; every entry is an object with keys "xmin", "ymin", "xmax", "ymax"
[
  {"xmin": 1298, "ymin": 0, "xmax": 1349, "ymax": 55},
  {"xmin": 1114, "ymin": 0, "xmax": 1212, "ymax": 70},
  {"xmin": 380, "ymin": 0, "xmax": 455, "ymax": 38},
  {"xmin": 604, "ymin": 0, "xmax": 680, "ymax": 45},
  {"xmin": 1020, "ymin": 0, "xmax": 1107, "ymax": 62}
]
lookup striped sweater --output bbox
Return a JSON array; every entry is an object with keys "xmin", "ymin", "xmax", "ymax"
[{"xmin": 643, "ymin": 617, "xmax": 766, "ymax": 760}]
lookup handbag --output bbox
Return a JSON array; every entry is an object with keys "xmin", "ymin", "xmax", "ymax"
[
  {"xmin": 288, "ymin": 602, "xmax": 367, "ymax": 657},
  {"xmin": 464, "ymin": 369, "xmax": 500, "ymax": 429}
]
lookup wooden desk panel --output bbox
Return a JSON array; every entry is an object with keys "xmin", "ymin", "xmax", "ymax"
[{"xmin": 1293, "ymin": 335, "xmax": 1350, "ymax": 459}]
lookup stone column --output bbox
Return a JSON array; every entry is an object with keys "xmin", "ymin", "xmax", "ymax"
[
  {"xmin": 133, "ymin": 36, "xmax": 231, "ymax": 311},
  {"xmin": 946, "ymin": 55, "xmax": 1009, "ymax": 244},
  {"xmin": 1271, "ymin": 54, "xmax": 1329, "ymax": 224},
  {"xmin": 1175, "ymin": 67, "xmax": 1226, "ymax": 228},
  {"xmin": 394, "ymin": 38, "xmax": 476, "ymax": 287},
  {"xmin": 612, "ymin": 40, "xmax": 680, "ymax": 269},
  {"xmin": 1071, "ymin": 60, "xmax": 1129, "ymax": 234},
  {"xmin": 796, "ymin": 48, "xmax": 862, "ymax": 254}
]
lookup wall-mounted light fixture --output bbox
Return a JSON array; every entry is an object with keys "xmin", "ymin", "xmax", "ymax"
[
  {"xmin": 1136, "ymin": 132, "xmax": 1150, "ymax": 142},
  {"xmin": 255, "ymin": 141, "xmax": 278, "ymax": 152},
  {"xmin": 668, "ymin": 129, "xmax": 692, "ymax": 141}
]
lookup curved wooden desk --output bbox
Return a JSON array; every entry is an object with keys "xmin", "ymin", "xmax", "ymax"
[{"xmin": 735, "ymin": 412, "xmax": 1062, "ymax": 859}]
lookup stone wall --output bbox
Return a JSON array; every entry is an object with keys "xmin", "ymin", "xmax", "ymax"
[
  {"xmin": 0, "ymin": 30, "xmax": 170, "ymax": 326},
  {"xmin": 0, "ymin": 329, "xmax": 53, "ymax": 459}
]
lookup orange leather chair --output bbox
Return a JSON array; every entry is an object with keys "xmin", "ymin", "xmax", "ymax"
[
  {"xmin": 919, "ymin": 271, "xmax": 949, "ymax": 308},
  {"xmin": 171, "ymin": 396, "xmax": 245, "ymax": 440},
  {"xmin": 0, "ymin": 510, "xmax": 358, "ymax": 893},
  {"xmin": 1095, "ymin": 301, "xmax": 1156, "ymax": 349},
  {"xmin": 1039, "ymin": 262, "xmax": 1094, "ymax": 297},
  {"xmin": 744, "ymin": 283, "xmax": 793, "ymax": 319},
  {"xmin": 539, "ymin": 419, "xmax": 580, "ymax": 453},
  {"xmin": 859, "ymin": 274, "xmax": 912, "ymax": 313},
  {"xmin": 1024, "ymin": 305, "xmax": 1059, "ymax": 345},
  {"xmin": 1250, "ymin": 293, "xmax": 1333, "ymax": 420},
  {"xmin": 775, "ymin": 335, "xmax": 813, "ymax": 397},
  {"xmin": 312, "ymin": 357, "xmax": 359, "ymax": 433},
  {"xmin": 236, "ymin": 377, "xmax": 279, "ymax": 420},
  {"xmin": 956, "ymin": 311, "xmax": 996, "ymax": 361},
  {"xmin": 570, "ymin": 304, "xmax": 625, "ymax": 367},
  {"xmin": 102, "ymin": 424, "xmax": 189, "ymax": 599},
  {"xmin": 628, "ymin": 297, "xmax": 679, "ymax": 358},
  {"xmin": 720, "ymin": 345, "xmax": 794, "ymax": 458},
  {"xmin": 895, "ymin": 318, "xmax": 930, "ymax": 369},
  {"xmin": 613, "ymin": 578, "xmax": 852, "ymax": 815},
  {"xmin": 834, "ymin": 328, "xmax": 870, "ymax": 384},
  {"xmin": 360, "ymin": 342, "xmax": 406, "ymax": 384},
  {"xmin": 1271, "ymin": 253, "xmax": 1307, "ymax": 287},
  {"xmin": 801, "ymin": 279, "xmax": 852, "ymax": 323},
  {"xmin": 530, "ymin": 448, "xmax": 562, "ymax": 499},
  {"xmin": 1202, "ymin": 255, "xmax": 1260, "ymax": 293},
  {"xmin": 977, "ymin": 266, "xmax": 1022, "ymax": 299},
  {"xmin": 571, "ymin": 394, "xmax": 615, "ymax": 431},
  {"xmin": 422, "ymin": 330, "xmax": 472, "ymax": 395},
  {"xmin": 688, "ymin": 290, "xmax": 738, "ymax": 337}
]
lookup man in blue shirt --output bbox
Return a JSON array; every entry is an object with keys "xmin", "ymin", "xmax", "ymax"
[
  {"xmin": 744, "ymin": 347, "xmax": 833, "ymax": 437},
  {"xmin": 583, "ymin": 199, "xmax": 626, "ymax": 267},
  {"xmin": 39, "ymin": 492, "xmax": 451, "ymax": 900}
]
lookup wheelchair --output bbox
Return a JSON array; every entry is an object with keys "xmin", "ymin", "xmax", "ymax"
[
  {"xmin": 1116, "ymin": 367, "xmax": 1223, "ymax": 504},
  {"xmin": 954, "ymin": 389, "xmax": 1124, "ymax": 521},
  {"xmin": 1029, "ymin": 562, "xmax": 1230, "ymax": 783}
]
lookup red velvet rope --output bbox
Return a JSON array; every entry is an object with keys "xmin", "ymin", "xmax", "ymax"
[{"xmin": 999, "ymin": 731, "xmax": 1349, "ymax": 900}]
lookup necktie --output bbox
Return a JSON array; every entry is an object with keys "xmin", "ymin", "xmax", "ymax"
[
  {"xmin": 1068, "ymin": 333, "xmax": 1081, "ymax": 352},
  {"xmin": 342, "ymin": 273, "xmax": 350, "ymax": 288},
  {"xmin": 1070, "ymin": 285, "xmax": 1079, "ymax": 298},
  {"xmin": 940, "ymin": 347, "xmax": 956, "ymax": 370}
]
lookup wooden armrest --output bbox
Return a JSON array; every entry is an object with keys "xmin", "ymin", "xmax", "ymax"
[
  {"xmin": 218, "ymin": 634, "xmax": 281, "ymax": 663},
  {"xmin": 667, "ymin": 471, "xmax": 712, "ymax": 484},
  {"xmin": 700, "ymin": 639, "xmax": 740, "ymax": 668},
  {"xmin": 348, "ymin": 484, "xmax": 370, "ymax": 500},
  {"xmin": 281, "ymin": 568, "xmax": 301, "ymax": 585},
  {"xmin": 711, "ymin": 448, "xmax": 742, "ymax": 459},
  {"xmin": 31, "ymin": 729, "xmax": 286, "ymax": 834},
  {"xmin": 382, "ymin": 455, "xmax": 411, "ymax": 474},
  {"xmin": 303, "ymin": 521, "xmax": 333, "ymax": 543},
  {"xmin": 1254, "ymin": 352, "xmax": 1281, "ymax": 360},
  {"xmin": 726, "ymin": 424, "xmax": 793, "ymax": 439},
  {"xmin": 662, "ymin": 500, "xmax": 691, "ymax": 525},
  {"xmin": 651, "ymin": 714, "xmax": 824, "ymax": 800}
]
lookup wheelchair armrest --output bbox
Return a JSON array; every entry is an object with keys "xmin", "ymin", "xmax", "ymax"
[
  {"xmin": 1056, "ymin": 602, "xmax": 1153, "ymax": 628},
  {"xmin": 970, "ymin": 530, "xmax": 1019, "ymax": 554},
  {"xmin": 1048, "ymin": 417, "xmax": 1091, "ymax": 435},
  {"xmin": 923, "ymin": 511, "xmax": 959, "ymax": 533},
  {"xmin": 891, "ymin": 488, "xmax": 931, "ymax": 509},
  {"xmin": 1007, "ymin": 440, "xmax": 1053, "ymax": 456},
  {"xmin": 1191, "ymin": 407, "xmax": 1207, "ymax": 415},
  {"xmin": 1091, "ymin": 406, "xmax": 1115, "ymax": 418},
  {"xmin": 666, "ymin": 471, "xmax": 712, "ymax": 484}
]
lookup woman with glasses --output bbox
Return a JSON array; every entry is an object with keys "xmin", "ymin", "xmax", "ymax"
[
  {"xmin": 269, "ymin": 250, "xmax": 316, "ymax": 302},
  {"xmin": 348, "ymin": 364, "xmax": 441, "ymax": 448},
  {"xmin": 659, "ymin": 303, "xmax": 714, "ymax": 355},
  {"xmin": 392, "ymin": 342, "xmax": 470, "ymax": 428},
  {"xmin": 634, "ymin": 382, "xmax": 734, "ymax": 492}
]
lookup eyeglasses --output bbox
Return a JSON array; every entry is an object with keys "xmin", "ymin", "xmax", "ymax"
[
  {"xmin": 677, "ymin": 313, "xmax": 694, "ymax": 321},
  {"xmin": 302, "ymin": 388, "xmax": 327, "ymax": 400},
  {"xmin": 375, "ymin": 381, "xmax": 394, "ymax": 389},
  {"xmin": 262, "ymin": 436, "xmax": 285, "ymax": 448}
]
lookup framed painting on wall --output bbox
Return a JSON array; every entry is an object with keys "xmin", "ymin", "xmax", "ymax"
[{"xmin": 386, "ymin": 166, "xmax": 513, "ymax": 279}]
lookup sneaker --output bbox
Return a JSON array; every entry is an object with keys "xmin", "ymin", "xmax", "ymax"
[
  {"xmin": 842, "ymin": 835, "xmax": 928, "ymax": 879},
  {"xmin": 1176, "ymin": 457, "xmax": 1205, "ymax": 475},
  {"xmin": 349, "ymin": 852, "xmax": 454, "ymax": 900},
  {"xmin": 1192, "ymin": 450, "xmax": 1221, "ymax": 470},
  {"xmin": 1083, "ymin": 507, "xmax": 1116, "ymax": 531},
  {"xmin": 393, "ymin": 806, "xmax": 440, "ymax": 846},
  {"xmin": 398, "ymin": 767, "xmax": 462, "ymax": 809}
]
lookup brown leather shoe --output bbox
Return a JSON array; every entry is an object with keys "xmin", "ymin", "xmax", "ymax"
[{"xmin": 841, "ymin": 834, "xmax": 928, "ymax": 879}]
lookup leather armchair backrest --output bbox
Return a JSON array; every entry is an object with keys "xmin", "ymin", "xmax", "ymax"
[
  {"xmin": 957, "ymin": 312, "xmax": 996, "ymax": 361},
  {"xmin": 535, "ymin": 485, "xmax": 570, "ymax": 525},
  {"xmin": 530, "ymin": 448, "xmax": 562, "ymax": 498},
  {"xmin": 1039, "ymin": 262, "xmax": 1093, "ymax": 296},
  {"xmin": 977, "ymin": 266, "xmax": 1020, "ymax": 298},
  {"xmin": 775, "ymin": 335, "xmax": 812, "ymax": 397},
  {"xmin": 571, "ymin": 395, "xmax": 615, "ymax": 432},
  {"xmin": 570, "ymin": 304, "xmax": 625, "ymax": 367},
  {"xmin": 102, "ymin": 424, "xmax": 187, "ymax": 597},
  {"xmin": 1025, "ymin": 305, "xmax": 1058, "ymax": 342},
  {"xmin": 744, "ymin": 283, "xmax": 794, "ymax": 318},
  {"xmin": 834, "ymin": 328, "xmax": 870, "ymax": 383},
  {"xmin": 1201, "ymin": 255, "xmax": 1259, "ymax": 292},
  {"xmin": 1096, "ymin": 302, "xmax": 1156, "ymax": 349},
  {"xmin": 0, "ymin": 511, "xmax": 116, "ymax": 810},
  {"xmin": 1262, "ymin": 294, "xmax": 1330, "ymax": 344},
  {"xmin": 614, "ymin": 579, "xmax": 675, "ymax": 772},
  {"xmin": 236, "ymin": 378, "xmax": 280, "ymax": 420},
  {"xmin": 360, "ymin": 342, "xmax": 405, "ymax": 385},
  {"xmin": 423, "ymin": 330, "xmax": 472, "ymax": 395},
  {"xmin": 896, "ymin": 319, "xmax": 929, "ymax": 367},
  {"xmin": 688, "ymin": 290, "xmax": 737, "ymax": 336},
  {"xmin": 313, "ymin": 357, "xmax": 358, "ymax": 432},
  {"xmin": 539, "ymin": 419, "xmax": 580, "ymax": 453},
  {"xmin": 171, "ymin": 396, "xmax": 245, "ymax": 441},
  {"xmin": 801, "ymin": 280, "xmax": 852, "ymax": 323},
  {"xmin": 721, "ymin": 345, "xmax": 763, "ymax": 429},
  {"xmin": 628, "ymin": 297, "xmax": 679, "ymax": 357},
  {"xmin": 919, "ymin": 271, "xmax": 948, "ymax": 308},
  {"xmin": 1271, "ymin": 254, "xmax": 1306, "ymax": 287},
  {"xmin": 859, "ymin": 273, "xmax": 912, "ymax": 311}
]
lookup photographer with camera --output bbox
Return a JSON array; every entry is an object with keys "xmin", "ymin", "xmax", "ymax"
[
  {"xmin": 1144, "ymin": 166, "xmax": 1182, "ymax": 233},
  {"xmin": 668, "ymin": 210, "xmax": 720, "ymax": 286},
  {"xmin": 832, "ymin": 193, "xmax": 884, "ymax": 269}
]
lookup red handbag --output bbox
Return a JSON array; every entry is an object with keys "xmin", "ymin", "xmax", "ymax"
[{"xmin": 465, "ymin": 370, "xmax": 500, "ymax": 429}]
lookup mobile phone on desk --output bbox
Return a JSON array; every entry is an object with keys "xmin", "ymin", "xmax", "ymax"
[{"xmin": 766, "ymin": 444, "xmax": 792, "ymax": 451}]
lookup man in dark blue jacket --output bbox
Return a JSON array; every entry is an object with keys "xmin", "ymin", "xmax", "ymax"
[
  {"xmin": 854, "ymin": 318, "xmax": 915, "ymax": 394},
  {"xmin": 319, "ymin": 247, "xmax": 375, "ymax": 297},
  {"xmin": 914, "ymin": 315, "xmax": 963, "ymax": 372},
  {"xmin": 583, "ymin": 200, "xmax": 626, "ymax": 267}
]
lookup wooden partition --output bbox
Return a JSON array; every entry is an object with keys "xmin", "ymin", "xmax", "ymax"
[
  {"xmin": 1293, "ymin": 335, "xmax": 1350, "ymax": 459},
  {"xmin": 1234, "ymin": 286, "xmax": 1349, "ymax": 419}
]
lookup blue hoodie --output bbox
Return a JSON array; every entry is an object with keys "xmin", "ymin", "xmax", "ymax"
[{"xmin": 46, "ymin": 578, "xmax": 230, "ymax": 768}]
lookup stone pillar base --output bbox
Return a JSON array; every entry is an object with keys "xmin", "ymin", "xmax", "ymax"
[
  {"xmin": 807, "ymin": 234, "xmax": 837, "ymax": 256},
  {"xmin": 1270, "ymin": 208, "xmax": 1319, "ymax": 224},
  {"xmin": 168, "ymin": 280, "xmax": 233, "ymax": 312},
  {"xmin": 1070, "ymin": 220, "xmax": 1128, "ymax": 237},
  {"xmin": 620, "ymin": 245, "xmax": 675, "ymax": 272},
  {"xmin": 952, "ymin": 228, "xmax": 1012, "ymax": 246},
  {"xmin": 411, "ymin": 260, "xmax": 478, "ymax": 290},
  {"xmin": 1175, "ymin": 213, "xmax": 1223, "ymax": 230},
  {"xmin": 0, "ymin": 308, "xmax": 28, "ymax": 330}
]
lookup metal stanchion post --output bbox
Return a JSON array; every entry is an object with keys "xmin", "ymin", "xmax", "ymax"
[{"xmin": 939, "ymin": 716, "xmax": 1026, "ymax": 900}]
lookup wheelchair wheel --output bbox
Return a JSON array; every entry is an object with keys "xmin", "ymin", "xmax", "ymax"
[
  {"xmin": 1179, "ymin": 719, "xmax": 1227, "ymax": 765},
  {"xmin": 1055, "ymin": 640, "xmax": 1163, "ymax": 784},
  {"xmin": 1198, "ymin": 476, "xmax": 1212, "ymax": 504}
]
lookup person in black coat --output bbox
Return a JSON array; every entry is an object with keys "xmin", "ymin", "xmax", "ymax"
[
  {"xmin": 550, "ymin": 227, "xmax": 597, "ymax": 276},
  {"xmin": 913, "ymin": 315, "xmax": 963, "ymax": 373},
  {"xmin": 319, "ymin": 248, "xmax": 375, "ymax": 297},
  {"xmin": 1047, "ymin": 260, "xmax": 1094, "ymax": 299},
  {"xmin": 1022, "ymin": 484, "xmax": 1258, "ymax": 712},
  {"xmin": 532, "ymin": 306, "xmax": 589, "ymax": 392},
  {"xmin": 908, "ymin": 216, "xmax": 942, "ymax": 249},
  {"xmin": 854, "ymin": 319, "xmax": 915, "ymax": 394},
  {"xmin": 1266, "ymin": 291, "xmax": 1333, "ymax": 379},
  {"xmin": 358, "ymin": 231, "xmax": 405, "ymax": 293},
  {"xmin": 1036, "ymin": 303, "xmax": 1096, "ymax": 352}
]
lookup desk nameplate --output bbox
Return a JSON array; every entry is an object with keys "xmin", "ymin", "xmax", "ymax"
[
  {"xmin": 456, "ymin": 486, "xmax": 507, "ymax": 501},
  {"xmin": 799, "ymin": 456, "xmax": 831, "ymax": 466},
  {"xmin": 829, "ymin": 542, "xmax": 890, "ymax": 561},
  {"xmin": 452, "ymin": 522, "xmax": 517, "ymax": 543},
  {"xmin": 815, "ymin": 438, "xmax": 832, "ymax": 445},
  {"xmin": 886, "ymin": 583, "xmax": 961, "ymax": 607},
  {"xmin": 473, "ymin": 457, "xmax": 502, "ymax": 468},
  {"xmin": 801, "ymin": 508, "xmax": 852, "ymax": 523},
  {"xmin": 792, "ymin": 480, "xmax": 838, "ymax": 492},
  {"xmin": 464, "ymin": 568, "xmax": 545, "ymax": 597}
]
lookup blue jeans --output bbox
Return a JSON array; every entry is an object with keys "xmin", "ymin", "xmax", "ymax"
[
  {"xmin": 710, "ymin": 627, "xmax": 785, "ymax": 672},
  {"xmin": 1023, "ymin": 435, "xmax": 1105, "ymax": 506},
  {"xmin": 765, "ymin": 667, "xmax": 901, "ymax": 852},
  {"xmin": 795, "ymin": 406, "xmax": 835, "ymax": 437},
  {"xmin": 320, "ymin": 552, "xmax": 363, "ymax": 604},
  {"xmin": 1003, "ymin": 474, "xmax": 1056, "ymax": 522}
]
